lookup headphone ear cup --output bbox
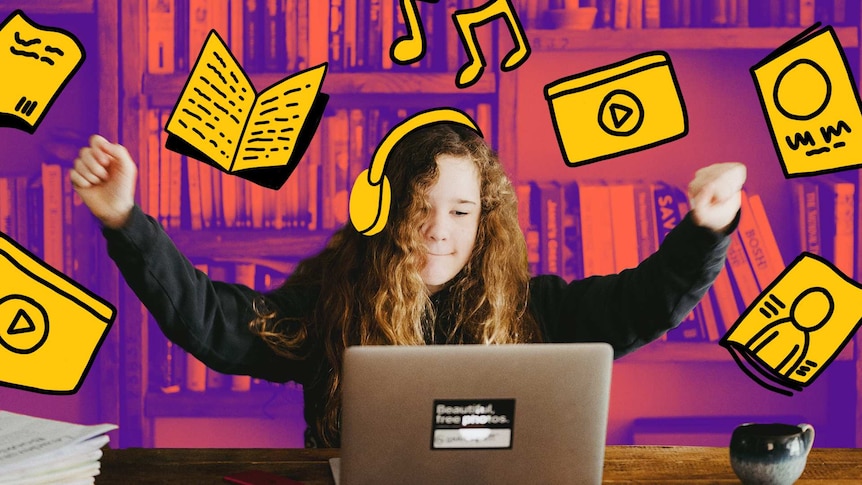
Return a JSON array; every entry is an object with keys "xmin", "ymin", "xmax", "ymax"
[{"xmin": 349, "ymin": 169, "xmax": 391, "ymax": 236}]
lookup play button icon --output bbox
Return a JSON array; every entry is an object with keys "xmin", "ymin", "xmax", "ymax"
[
  {"xmin": 0, "ymin": 295, "xmax": 49, "ymax": 354},
  {"xmin": 598, "ymin": 89, "xmax": 644, "ymax": 136}
]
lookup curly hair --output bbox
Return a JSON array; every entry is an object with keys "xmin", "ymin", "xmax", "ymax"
[{"xmin": 249, "ymin": 123, "xmax": 540, "ymax": 446}]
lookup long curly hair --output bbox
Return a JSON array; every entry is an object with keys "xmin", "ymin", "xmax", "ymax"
[{"xmin": 249, "ymin": 123, "xmax": 540, "ymax": 446}]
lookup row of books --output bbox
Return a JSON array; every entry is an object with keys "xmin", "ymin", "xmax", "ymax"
[
  {"xmin": 153, "ymin": 258, "xmax": 301, "ymax": 395},
  {"xmin": 517, "ymin": 176, "xmax": 854, "ymax": 343},
  {"xmin": 147, "ymin": 0, "xmax": 491, "ymax": 75},
  {"xmin": 0, "ymin": 165, "xmax": 98, "ymax": 289},
  {"xmin": 526, "ymin": 0, "xmax": 856, "ymax": 29},
  {"xmin": 141, "ymin": 102, "xmax": 494, "ymax": 232}
]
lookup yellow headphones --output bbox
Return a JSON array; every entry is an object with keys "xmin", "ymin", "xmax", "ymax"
[{"xmin": 349, "ymin": 108, "xmax": 482, "ymax": 236}]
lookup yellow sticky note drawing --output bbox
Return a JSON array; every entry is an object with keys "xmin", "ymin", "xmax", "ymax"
[
  {"xmin": 720, "ymin": 252, "xmax": 862, "ymax": 396},
  {"xmin": 544, "ymin": 51, "xmax": 687, "ymax": 167},
  {"xmin": 165, "ymin": 30, "xmax": 329, "ymax": 190},
  {"xmin": 0, "ymin": 10, "xmax": 85, "ymax": 134},
  {"xmin": 0, "ymin": 231, "xmax": 115, "ymax": 394},
  {"xmin": 751, "ymin": 23, "xmax": 862, "ymax": 177}
]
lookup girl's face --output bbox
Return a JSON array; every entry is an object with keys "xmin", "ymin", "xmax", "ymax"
[{"xmin": 420, "ymin": 154, "xmax": 481, "ymax": 294}]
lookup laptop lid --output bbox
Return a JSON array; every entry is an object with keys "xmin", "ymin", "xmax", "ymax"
[{"xmin": 339, "ymin": 343, "xmax": 613, "ymax": 485}]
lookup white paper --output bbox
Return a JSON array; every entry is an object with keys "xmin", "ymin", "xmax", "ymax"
[{"xmin": 0, "ymin": 411, "xmax": 115, "ymax": 483}]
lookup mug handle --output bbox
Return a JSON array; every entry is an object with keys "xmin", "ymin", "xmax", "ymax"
[{"xmin": 798, "ymin": 423, "xmax": 815, "ymax": 454}]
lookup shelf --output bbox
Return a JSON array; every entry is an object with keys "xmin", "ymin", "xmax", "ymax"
[
  {"xmin": 144, "ymin": 71, "xmax": 496, "ymax": 107},
  {"xmin": 145, "ymin": 390, "xmax": 303, "ymax": 418},
  {"xmin": 526, "ymin": 27, "xmax": 860, "ymax": 51},
  {"xmin": 619, "ymin": 341, "xmax": 855, "ymax": 363},
  {"xmin": 170, "ymin": 229, "xmax": 332, "ymax": 261},
  {"xmin": 0, "ymin": 1, "xmax": 94, "ymax": 14}
]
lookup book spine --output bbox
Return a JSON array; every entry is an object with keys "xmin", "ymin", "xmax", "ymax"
[
  {"xmin": 725, "ymin": 231, "xmax": 762, "ymax": 309},
  {"xmin": 188, "ymin": 0, "xmax": 211, "ymax": 70},
  {"xmin": 747, "ymin": 193, "xmax": 786, "ymax": 283},
  {"xmin": 629, "ymin": 0, "xmax": 644, "ymax": 28},
  {"xmin": 263, "ymin": 0, "xmax": 285, "ymax": 72},
  {"xmin": 229, "ymin": 0, "xmax": 245, "ymax": 64},
  {"xmin": 329, "ymin": 0, "xmax": 344, "ymax": 71},
  {"xmin": 231, "ymin": 262, "xmax": 256, "ymax": 392},
  {"xmin": 62, "ymin": 168, "xmax": 74, "ymax": 275},
  {"xmin": 14, "ymin": 177, "xmax": 29, "ymax": 249},
  {"xmin": 0, "ymin": 178, "xmax": 10, "ymax": 235},
  {"xmin": 517, "ymin": 182, "xmax": 542, "ymax": 276},
  {"xmin": 245, "ymin": 0, "xmax": 264, "ymax": 72},
  {"xmin": 633, "ymin": 182, "xmax": 657, "ymax": 262},
  {"xmin": 644, "ymin": 0, "xmax": 661, "ymax": 27},
  {"xmin": 41, "ymin": 163, "xmax": 64, "ymax": 271},
  {"xmin": 296, "ymin": 0, "xmax": 309, "ymax": 69},
  {"xmin": 562, "ymin": 181, "xmax": 584, "ymax": 282},
  {"xmin": 175, "ymin": 0, "xmax": 190, "ymax": 71},
  {"xmin": 221, "ymin": 170, "xmax": 238, "ymax": 228},
  {"xmin": 538, "ymin": 182, "xmax": 564, "ymax": 275},
  {"xmin": 159, "ymin": 111, "xmax": 172, "ymax": 228},
  {"xmin": 579, "ymin": 181, "xmax": 615, "ymax": 277},
  {"xmin": 285, "ymin": 0, "xmax": 298, "ymax": 71},
  {"xmin": 614, "ymin": 0, "xmax": 630, "ymax": 29},
  {"xmin": 147, "ymin": 0, "xmax": 176, "ymax": 74},
  {"xmin": 737, "ymin": 191, "xmax": 779, "ymax": 289},
  {"xmin": 608, "ymin": 183, "xmax": 639, "ymax": 271}
]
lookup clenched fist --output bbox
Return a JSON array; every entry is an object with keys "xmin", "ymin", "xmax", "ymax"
[
  {"xmin": 71, "ymin": 135, "xmax": 137, "ymax": 229},
  {"xmin": 687, "ymin": 162, "xmax": 747, "ymax": 234}
]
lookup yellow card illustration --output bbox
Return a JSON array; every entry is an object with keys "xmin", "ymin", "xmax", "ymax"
[
  {"xmin": 0, "ymin": 10, "xmax": 85, "ymax": 134},
  {"xmin": 0, "ymin": 231, "xmax": 115, "ymax": 394},
  {"xmin": 720, "ymin": 252, "xmax": 862, "ymax": 396},
  {"xmin": 751, "ymin": 24, "xmax": 862, "ymax": 177},
  {"xmin": 544, "ymin": 51, "xmax": 688, "ymax": 167},
  {"xmin": 165, "ymin": 30, "xmax": 329, "ymax": 190}
]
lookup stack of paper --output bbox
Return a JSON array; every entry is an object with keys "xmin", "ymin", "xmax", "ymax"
[{"xmin": 0, "ymin": 411, "xmax": 117, "ymax": 484}]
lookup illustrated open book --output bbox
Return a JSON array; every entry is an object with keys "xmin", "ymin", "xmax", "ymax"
[{"xmin": 165, "ymin": 30, "xmax": 329, "ymax": 190}]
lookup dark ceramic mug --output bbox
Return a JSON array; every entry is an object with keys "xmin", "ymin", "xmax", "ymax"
[{"xmin": 729, "ymin": 423, "xmax": 815, "ymax": 485}]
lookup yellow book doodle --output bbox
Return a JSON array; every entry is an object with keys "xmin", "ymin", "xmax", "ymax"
[
  {"xmin": 752, "ymin": 23, "xmax": 862, "ymax": 177},
  {"xmin": 0, "ymin": 231, "xmax": 115, "ymax": 394},
  {"xmin": 165, "ymin": 30, "xmax": 329, "ymax": 190},
  {"xmin": 720, "ymin": 252, "xmax": 862, "ymax": 396},
  {"xmin": 0, "ymin": 10, "xmax": 85, "ymax": 134},
  {"xmin": 544, "ymin": 51, "xmax": 688, "ymax": 167}
]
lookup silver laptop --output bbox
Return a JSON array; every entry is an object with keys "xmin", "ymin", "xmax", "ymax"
[{"xmin": 336, "ymin": 343, "xmax": 613, "ymax": 485}]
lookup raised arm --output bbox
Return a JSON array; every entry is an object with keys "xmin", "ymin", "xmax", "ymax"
[
  {"xmin": 533, "ymin": 163, "xmax": 746, "ymax": 358},
  {"xmin": 73, "ymin": 135, "xmax": 308, "ymax": 383}
]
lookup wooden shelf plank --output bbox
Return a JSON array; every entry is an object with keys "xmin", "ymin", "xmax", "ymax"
[
  {"xmin": 170, "ymin": 229, "xmax": 332, "ymax": 260},
  {"xmin": 0, "ymin": 1, "xmax": 94, "ymax": 14},
  {"xmin": 619, "ymin": 341, "xmax": 855, "ymax": 363},
  {"xmin": 144, "ymin": 72, "xmax": 496, "ymax": 107},
  {"xmin": 526, "ymin": 27, "xmax": 860, "ymax": 51},
  {"xmin": 146, "ymin": 390, "xmax": 303, "ymax": 418}
]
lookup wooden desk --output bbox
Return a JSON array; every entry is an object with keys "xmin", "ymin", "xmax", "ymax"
[{"xmin": 99, "ymin": 446, "xmax": 862, "ymax": 484}]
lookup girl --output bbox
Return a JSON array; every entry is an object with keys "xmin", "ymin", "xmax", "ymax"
[{"xmin": 72, "ymin": 124, "xmax": 745, "ymax": 447}]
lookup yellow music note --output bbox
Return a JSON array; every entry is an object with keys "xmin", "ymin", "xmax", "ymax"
[
  {"xmin": 391, "ymin": 0, "xmax": 441, "ymax": 65},
  {"xmin": 453, "ymin": 0, "xmax": 530, "ymax": 89}
]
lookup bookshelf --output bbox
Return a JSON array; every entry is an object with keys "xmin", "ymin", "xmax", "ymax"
[
  {"xmin": 113, "ymin": 0, "xmax": 862, "ymax": 448},
  {"xmin": 499, "ymin": 2, "xmax": 862, "ymax": 448},
  {"xmin": 116, "ymin": 0, "xmax": 499, "ymax": 448},
  {"xmin": 0, "ymin": 0, "xmax": 120, "ymax": 441}
]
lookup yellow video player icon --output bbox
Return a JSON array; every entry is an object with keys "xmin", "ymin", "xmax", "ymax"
[
  {"xmin": 0, "ymin": 231, "xmax": 115, "ymax": 394},
  {"xmin": 544, "ymin": 51, "xmax": 688, "ymax": 167}
]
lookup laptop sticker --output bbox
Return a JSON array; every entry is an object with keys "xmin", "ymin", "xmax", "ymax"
[{"xmin": 432, "ymin": 399, "xmax": 515, "ymax": 450}]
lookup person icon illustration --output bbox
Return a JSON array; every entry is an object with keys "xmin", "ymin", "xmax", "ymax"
[{"xmin": 746, "ymin": 287, "xmax": 834, "ymax": 380}]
